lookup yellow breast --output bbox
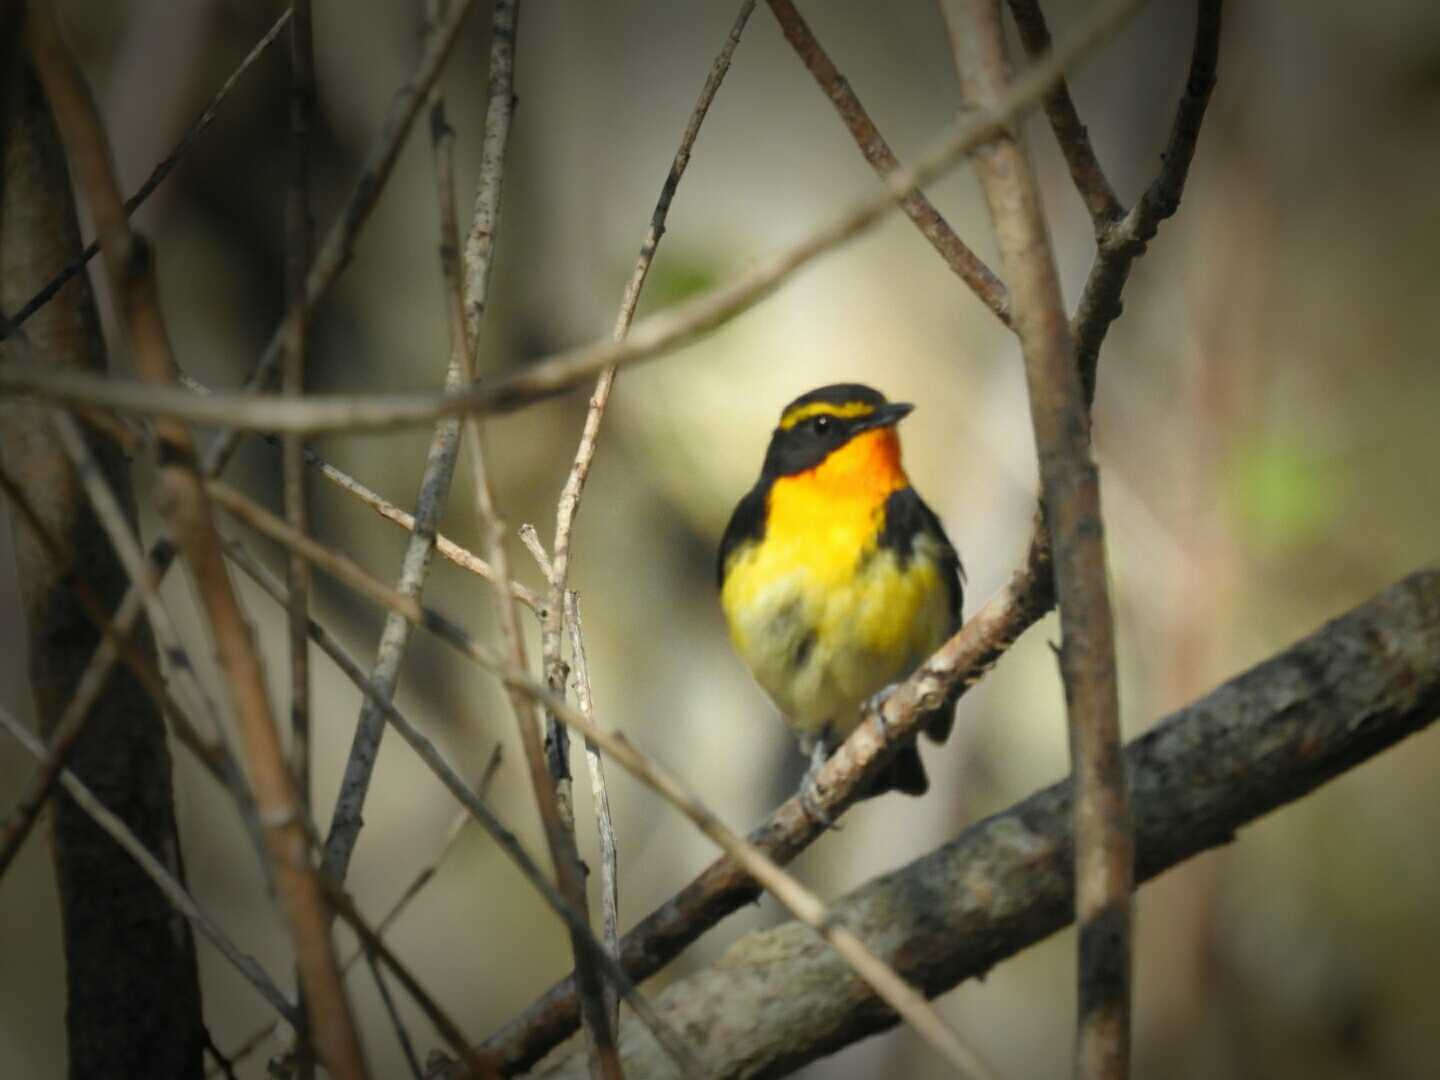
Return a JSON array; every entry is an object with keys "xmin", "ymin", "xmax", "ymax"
[{"xmin": 720, "ymin": 431, "xmax": 951, "ymax": 740}]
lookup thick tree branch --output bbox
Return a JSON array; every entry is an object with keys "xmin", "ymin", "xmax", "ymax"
[{"xmin": 536, "ymin": 569, "xmax": 1440, "ymax": 1078}]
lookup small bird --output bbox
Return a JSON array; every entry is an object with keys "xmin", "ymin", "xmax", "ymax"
[{"xmin": 717, "ymin": 383, "xmax": 963, "ymax": 799}]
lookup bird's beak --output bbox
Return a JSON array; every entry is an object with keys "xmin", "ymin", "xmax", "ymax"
[{"xmin": 855, "ymin": 401, "xmax": 914, "ymax": 432}]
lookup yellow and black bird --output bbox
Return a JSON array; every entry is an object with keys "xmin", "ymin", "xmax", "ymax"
[{"xmin": 717, "ymin": 383, "xmax": 963, "ymax": 798}]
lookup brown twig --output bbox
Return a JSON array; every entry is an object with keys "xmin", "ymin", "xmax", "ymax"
[
  {"xmin": 214, "ymin": 748, "xmax": 502, "ymax": 1077},
  {"xmin": 1006, "ymin": 0, "xmax": 1123, "ymax": 230},
  {"xmin": 0, "ymin": 464, "xmax": 253, "ymax": 880},
  {"xmin": 0, "ymin": 0, "xmax": 1152, "ymax": 435},
  {"xmin": 24, "ymin": 7, "xmax": 368, "ymax": 1077},
  {"xmin": 0, "ymin": 704, "xmax": 298, "ymax": 1025},
  {"xmin": 205, "ymin": 481, "xmax": 992, "ymax": 1078},
  {"xmin": 534, "ymin": 569, "xmax": 1440, "ymax": 1076},
  {"xmin": 181, "ymin": 367, "xmax": 543, "ymax": 610},
  {"xmin": 767, "ymin": 0, "xmax": 1012, "ymax": 324},
  {"xmin": 1071, "ymin": 0, "xmax": 1221, "ymax": 404},
  {"xmin": 219, "ymin": 538, "xmax": 703, "ymax": 1079},
  {"xmin": 945, "ymin": 3, "xmax": 1130, "ymax": 1077},
  {"xmin": 5, "ymin": 8, "xmax": 292, "ymax": 331}
]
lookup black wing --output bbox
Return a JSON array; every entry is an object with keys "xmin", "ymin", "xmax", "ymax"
[
  {"xmin": 716, "ymin": 481, "xmax": 770, "ymax": 589},
  {"xmin": 879, "ymin": 487, "xmax": 964, "ymax": 744},
  {"xmin": 878, "ymin": 486, "xmax": 963, "ymax": 633}
]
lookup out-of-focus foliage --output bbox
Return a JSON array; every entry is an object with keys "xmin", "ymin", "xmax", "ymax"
[{"xmin": 2, "ymin": 2, "xmax": 1439, "ymax": 1077}]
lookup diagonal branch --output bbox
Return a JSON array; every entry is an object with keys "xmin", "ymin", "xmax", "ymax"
[
  {"xmin": 0, "ymin": 704, "xmax": 299, "ymax": 1026},
  {"xmin": 535, "ymin": 569, "xmax": 1440, "ymax": 1077},
  {"xmin": 1006, "ymin": 0, "xmax": 1123, "ymax": 230},
  {"xmin": 767, "ymin": 0, "xmax": 1012, "ymax": 324}
]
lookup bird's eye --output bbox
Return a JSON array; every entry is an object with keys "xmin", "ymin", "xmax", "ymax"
[{"xmin": 811, "ymin": 415, "xmax": 832, "ymax": 435}]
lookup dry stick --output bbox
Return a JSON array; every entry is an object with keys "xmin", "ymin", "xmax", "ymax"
[
  {"xmin": 316, "ymin": 875, "xmax": 491, "ymax": 1078},
  {"xmin": 179, "ymin": 368, "xmax": 543, "ymax": 611},
  {"xmin": 0, "ymin": 466, "xmax": 253, "ymax": 882},
  {"xmin": 361, "ymin": 948, "xmax": 426, "ymax": 1080},
  {"xmin": 24, "ymin": 7, "xmax": 368, "ymax": 1078},
  {"xmin": 945, "ymin": 4, "xmax": 1130, "ymax": 1079},
  {"xmin": 221, "ymin": 539, "xmax": 704, "ymax": 1079},
  {"xmin": 2, "ymin": 0, "xmax": 485, "ymax": 909},
  {"xmin": 207, "ymin": 482, "xmax": 995, "ymax": 1080},
  {"xmin": 0, "ymin": 0, "xmax": 1153, "ymax": 436},
  {"xmin": 1071, "ymin": 0, "xmax": 1221, "ymax": 406},
  {"xmin": 0, "ymin": 704, "xmax": 298, "ymax": 1024},
  {"xmin": 539, "ymin": 0, "xmax": 759, "ymax": 1059},
  {"xmin": 6, "ymin": 7, "xmax": 293, "ymax": 331},
  {"xmin": 319, "ymin": 0, "xmax": 485, "ymax": 892},
  {"xmin": 766, "ymin": 0, "xmax": 1012, "ymax": 325},
  {"xmin": 564, "ymin": 592, "xmax": 620, "ymax": 1035},
  {"xmin": 1006, "ymin": 0, "xmax": 1123, "ymax": 230},
  {"xmin": 439, "ymin": 3, "xmax": 620, "ymax": 1071},
  {"xmin": 482, "ymin": 2, "xmax": 1226, "ymax": 1070},
  {"xmin": 48, "ymin": 411, "xmax": 268, "ymax": 865},
  {"xmin": 214, "ymin": 747, "xmax": 502, "ymax": 1078}
]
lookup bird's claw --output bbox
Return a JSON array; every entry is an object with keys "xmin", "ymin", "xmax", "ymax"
[{"xmin": 865, "ymin": 682, "xmax": 903, "ymax": 739}]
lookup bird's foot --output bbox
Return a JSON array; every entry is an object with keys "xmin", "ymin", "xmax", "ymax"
[
  {"xmin": 798, "ymin": 741, "xmax": 840, "ymax": 830},
  {"xmin": 865, "ymin": 682, "xmax": 903, "ymax": 740}
]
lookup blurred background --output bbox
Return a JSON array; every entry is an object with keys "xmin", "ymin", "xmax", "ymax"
[{"xmin": 3, "ymin": 1, "xmax": 1439, "ymax": 1076}]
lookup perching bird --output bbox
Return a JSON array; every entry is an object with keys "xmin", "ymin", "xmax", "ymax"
[{"xmin": 717, "ymin": 383, "xmax": 963, "ymax": 799}]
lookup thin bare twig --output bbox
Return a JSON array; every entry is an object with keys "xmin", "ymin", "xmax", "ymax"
[
  {"xmin": 945, "ymin": 3, "xmax": 1130, "ymax": 1077},
  {"xmin": 0, "ymin": 0, "xmax": 1153, "ymax": 436},
  {"xmin": 319, "ymin": 0, "xmax": 484, "ymax": 890},
  {"xmin": 437, "ymin": 2, "xmax": 620, "ymax": 1069},
  {"xmin": 318, "ymin": 874, "xmax": 491, "ymax": 1078},
  {"xmin": 206, "ymin": 481, "xmax": 993, "ymax": 1079},
  {"xmin": 25, "ymin": 8, "xmax": 367, "ymax": 1076},
  {"xmin": 0, "ymin": 464, "xmax": 253, "ymax": 880},
  {"xmin": 0, "ymin": 704, "xmax": 298, "ymax": 1025},
  {"xmin": 767, "ymin": 0, "xmax": 1012, "ymax": 324},
  {"xmin": 181, "ymin": 368, "xmax": 542, "ymax": 610},
  {"xmin": 220, "ymin": 539, "xmax": 703, "ymax": 1079},
  {"xmin": 5, "ymin": 8, "xmax": 292, "ymax": 331},
  {"xmin": 1006, "ymin": 0, "xmax": 1123, "ymax": 229},
  {"xmin": 539, "ymin": 8, "xmax": 759, "ymax": 1061},
  {"xmin": 214, "ymin": 748, "xmax": 501, "ymax": 1077},
  {"xmin": 361, "ymin": 948, "xmax": 425, "ymax": 1080},
  {"xmin": 565, "ymin": 592, "xmax": 620, "ymax": 1035}
]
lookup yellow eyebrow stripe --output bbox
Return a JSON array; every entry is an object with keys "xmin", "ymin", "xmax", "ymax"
[{"xmin": 778, "ymin": 400, "xmax": 876, "ymax": 430}]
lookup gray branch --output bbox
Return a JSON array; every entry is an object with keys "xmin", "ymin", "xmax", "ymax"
[{"xmin": 536, "ymin": 568, "xmax": 1440, "ymax": 1078}]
